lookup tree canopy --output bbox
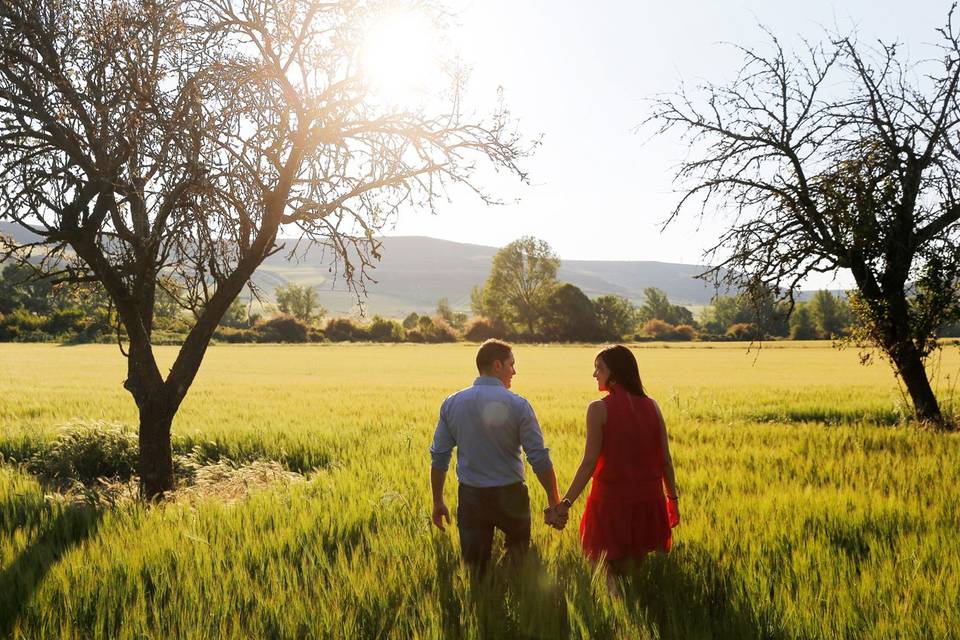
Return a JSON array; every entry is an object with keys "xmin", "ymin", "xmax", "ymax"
[
  {"xmin": 649, "ymin": 10, "xmax": 960, "ymax": 427},
  {"xmin": 0, "ymin": 0, "xmax": 532, "ymax": 494}
]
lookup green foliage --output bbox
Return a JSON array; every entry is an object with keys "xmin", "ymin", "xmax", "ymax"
[
  {"xmin": 255, "ymin": 315, "xmax": 309, "ymax": 343},
  {"xmin": 541, "ymin": 283, "xmax": 603, "ymax": 342},
  {"xmin": 637, "ymin": 288, "xmax": 694, "ymax": 327},
  {"xmin": 367, "ymin": 316, "xmax": 405, "ymax": 342},
  {"xmin": 219, "ymin": 299, "xmax": 253, "ymax": 329},
  {"xmin": 27, "ymin": 422, "xmax": 139, "ymax": 486},
  {"xmin": 275, "ymin": 283, "xmax": 326, "ymax": 325},
  {"xmin": 402, "ymin": 311, "xmax": 420, "ymax": 330},
  {"xmin": 593, "ymin": 295, "xmax": 638, "ymax": 340},
  {"xmin": 789, "ymin": 303, "xmax": 819, "ymax": 340},
  {"xmin": 478, "ymin": 236, "xmax": 560, "ymax": 335},
  {"xmin": 808, "ymin": 290, "xmax": 853, "ymax": 338},
  {"xmin": 325, "ymin": 318, "xmax": 368, "ymax": 342}
]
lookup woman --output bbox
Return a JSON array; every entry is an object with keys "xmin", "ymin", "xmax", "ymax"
[{"xmin": 553, "ymin": 345, "xmax": 680, "ymax": 576}]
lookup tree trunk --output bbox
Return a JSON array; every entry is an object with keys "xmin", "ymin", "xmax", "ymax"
[
  {"xmin": 888, "ymin": 341, "xmax": 946, "ymax": 428},
  {"xmin": 138, "ymin": 401, "xmax": 175, "ymax": 498}
]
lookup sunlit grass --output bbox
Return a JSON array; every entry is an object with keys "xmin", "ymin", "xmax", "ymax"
[{"xmin": 1, "ymin": 342, "xmax": 958, "ymax": 638}]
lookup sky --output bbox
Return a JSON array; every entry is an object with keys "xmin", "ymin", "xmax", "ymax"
[{"xmin": 379, "ymin": 0, "xmax": 952, "ymax": 290}]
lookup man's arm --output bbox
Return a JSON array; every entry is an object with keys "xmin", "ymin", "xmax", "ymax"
[
  {"xmin": 517, "ymin": 400, "xmax": 563, "ymax": 521},
  {"xmin": 431, "ymin": 468, "xmax": 451, "ymax": 530},
  {"xmin": 429, "ymin": 402, "xmax": 455, "ymax": 531}
]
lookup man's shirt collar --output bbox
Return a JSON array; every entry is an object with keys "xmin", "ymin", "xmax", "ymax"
[{"xmin": 473, "ymin": 376, "xmax": 505, "ymax": 387}]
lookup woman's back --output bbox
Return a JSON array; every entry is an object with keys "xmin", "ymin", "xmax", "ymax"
[{"xmin": 593, "ymin": 388, "xmax": 664, "ymax": 495}]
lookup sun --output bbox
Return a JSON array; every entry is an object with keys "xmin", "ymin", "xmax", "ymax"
[{"xmin": 360, "ymin": 10, "xmax": 442, "ymax": 107}]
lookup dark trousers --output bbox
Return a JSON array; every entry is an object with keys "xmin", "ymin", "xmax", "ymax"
[{"xmin": 457, "ymin": 482, "xmax": 531, "ymax": 575}]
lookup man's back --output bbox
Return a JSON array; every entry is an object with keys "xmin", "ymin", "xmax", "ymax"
[{"xmin": 430, "ymin": 376, "xmax": 552, "ymax": 487}]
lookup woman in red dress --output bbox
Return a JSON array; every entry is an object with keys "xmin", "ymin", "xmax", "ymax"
[{"xmin": 553, "ymin": 345, "xmax": 680, "ymax": 578}]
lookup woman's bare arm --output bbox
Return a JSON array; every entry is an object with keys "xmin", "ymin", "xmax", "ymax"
[
  {"xmin": 652, "ymin": 399, "xmax": 678, "ymax": 498},
  {"xmin": 560, "ymin": 400, "xmax": 606, "ymax": 506}
]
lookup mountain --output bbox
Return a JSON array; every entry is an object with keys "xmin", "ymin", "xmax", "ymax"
[
  {"xmin": 2, "ymin": 223, "xmax": 729, "ymax": 316},
  {"xmin": 256, "ymin": 236, "xmax": 727, "ymax": 316}
]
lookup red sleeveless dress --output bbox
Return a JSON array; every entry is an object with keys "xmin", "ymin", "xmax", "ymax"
[{"xmin": 579, "ymin": 388, "xmax": 672, "ymax": 561}]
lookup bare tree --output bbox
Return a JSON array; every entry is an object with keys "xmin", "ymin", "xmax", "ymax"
[
  {"xmin": 0, "ymin": 0, "xmax": 533, "ymax": 496},
  {"xmin": 648, "ymin": 9, "xmax": 960, "ymax": 429}
]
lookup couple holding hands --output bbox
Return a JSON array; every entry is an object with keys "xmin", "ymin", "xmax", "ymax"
[{"xmin": 430, "ymin": 340, "xmax": 680, "ymax": 579}]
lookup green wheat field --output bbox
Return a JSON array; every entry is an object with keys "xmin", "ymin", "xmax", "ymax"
[{"xmin": 1, "ymin": 342, "xmax": 958, "ymax": 639}]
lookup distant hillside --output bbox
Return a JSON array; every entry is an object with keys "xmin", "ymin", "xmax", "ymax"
[
  {"xmin": 2, "ymin": 223, "xmax": 732, "ymax": 316},
  {"xmin": 256, "ymin": 236, "xmax": 729, "ymax": 316}
]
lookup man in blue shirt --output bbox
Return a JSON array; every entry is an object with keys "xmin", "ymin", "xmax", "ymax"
[{"xmin": 430, "ymin": 339, "xmax": 566, "ymax": 573}]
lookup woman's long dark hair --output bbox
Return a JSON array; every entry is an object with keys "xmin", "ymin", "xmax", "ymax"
[{"xmin": 597, "ymin": 345, "xmax": 646, "ymax": 397}]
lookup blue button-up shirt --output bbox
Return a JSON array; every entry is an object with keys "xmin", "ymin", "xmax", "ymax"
[{"xmin": 430, "ymin": 376, "xmax": 553, "ymax": 487}]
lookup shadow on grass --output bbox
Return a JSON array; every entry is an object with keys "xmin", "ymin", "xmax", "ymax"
[
  {"xmin": 0, "ymin": 501, "xmax": 102, "ymax": 637},
  {"xmin": 432, "ymin": 534, "xmax": 567, "ymax": 640},
  {"xmin": 619, "ymin": 542, "xmax": 786, "ymax": 640}
]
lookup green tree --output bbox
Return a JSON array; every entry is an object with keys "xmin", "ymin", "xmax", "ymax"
[
  {"xmin": 541, "ymin": 283, "xmax": 602, "ymax": 342},
  {"xmin": 402, "ymin": 312, "xmax": 420, "ymax": 330},
  {"xmin": 809, "ymin": 290, "xmax": 852, "ymax": 338},
  {"xmin": 479, "ymin": 237, "xmax": 560, "ymax": 335},
  {"xmin": 436, "ymin": 298, "xmax": 467, "ymax": 331},
  {"xmin": 637, "ymin": 288, "xmax": 694, "ymax": 327},
  {"xmin": 0, "ymin": 0, "xmax": 531, "ymax": 495},
  {"xmin": 275, "ymin": 283, "xmax": 326, "ymax": 325},
  {"xmin": 789, "ymin": 303, "xmax": 818, "ymax": 340},
  {"xmin": 593, "ymin": 295, "xmax": 638, "ymax": 339}
]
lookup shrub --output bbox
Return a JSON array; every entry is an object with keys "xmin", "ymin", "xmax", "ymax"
[
  {"xmin": 368, "ymin": 316, "xmax": 405, "ymax": 342},
  {"xmin": 673, "ymin": 324, "xmax": 698, "ymax": 341},
  {"xmin": 213, "ymin": 327, "xmax": 259, "ymax": 343},
  {"xmin": 641, "ymin": 319, "xmax": 677, "ymax": 340},
  {"xmin": 28, "ymin": 422, "xmax": 139, "ymax": 486},
  {"xmin": 325, "ymin": 317, "xmax": 368, "ymax": 342},
  {"xmin": 463, "ymin": 317, "xmax": 502, "ymax": 342},
  {"xmin": 44, "ymin": 307, "xmax": 86, "ymax": 335},
  {"xmin": 405, "ymin": 329, "xmax": 425, "ymax": 343},
  {"xmin": 256, "ymin": 314, "xmax": 308, "ymax": 343},
  {"xmin": 726, "ymin": 322, "xmax": 760, "ymax": 340},
  {"xmin": 426, "ymin": 316, "xmax": 459, "ymax": 343}
]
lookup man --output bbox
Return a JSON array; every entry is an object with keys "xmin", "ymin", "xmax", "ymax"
[{"xmin": 430, "ymin": 339, "xmax": 566, "ymax": 574}]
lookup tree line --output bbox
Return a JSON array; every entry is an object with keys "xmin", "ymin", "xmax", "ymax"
[{"xmin": 8, "ymin": 237, "xmax": 944, "ymax": 344}]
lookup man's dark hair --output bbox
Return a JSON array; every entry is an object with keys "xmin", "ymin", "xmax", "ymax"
[{"xmin": 476, "ymin": 339, "xmax": 513, "ymax": 373}]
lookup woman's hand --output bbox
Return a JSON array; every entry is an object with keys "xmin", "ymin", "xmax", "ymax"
[{"xmin": 666, "ymin": 496, "xmax": 680, "ymax": 528}]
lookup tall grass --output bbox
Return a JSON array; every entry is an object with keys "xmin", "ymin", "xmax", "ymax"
[{"xmin": 0, "ymin": 342, "xmax": 958, "ymax": 638}]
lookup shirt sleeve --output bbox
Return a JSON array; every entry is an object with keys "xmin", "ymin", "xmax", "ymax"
[
  {"xmin": 429, "ymin": 400, "xmax": 456, "ymax": 471},
  {"xmin": 518, "ymin": 399, "xmax": 553, "ymax": 474}
]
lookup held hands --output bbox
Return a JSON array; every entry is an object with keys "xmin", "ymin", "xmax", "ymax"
[{"xmin": 543, "ymin": 502, "xmax": 569, "ymax": 530}]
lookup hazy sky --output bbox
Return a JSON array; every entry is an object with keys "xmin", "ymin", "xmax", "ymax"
[{"xmin": 381, "ymin": 0, "xmax": 951, "ymax": 289}]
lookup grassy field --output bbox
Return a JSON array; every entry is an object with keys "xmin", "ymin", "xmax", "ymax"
[{"xmin": 1, "ymin": 341, "xmax": 959, "ymax": 639}]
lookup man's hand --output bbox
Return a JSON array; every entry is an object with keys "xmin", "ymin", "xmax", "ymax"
[{"xmin": 432, "ymin": 501, "xmax": 451, "ymax": 531}]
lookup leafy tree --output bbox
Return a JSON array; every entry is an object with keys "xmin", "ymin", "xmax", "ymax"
[
  {"xmin": 789, "ymin": 303, "xmax": 818, "ymax": 340},
  {"xmin": 0, "ymin": 264, "xmax": 54, "ymax": 314},
  {"xmin": 477, "ymin": 237, "xmax": 560, "ymax": 335},
  {"xmin": 541, "ymin": 283, "xmax": 602, "ymax": 342},
  {"xmin": 275, "ymin": 283, "xmax": 325, "ymax": 325},
  {"xmin": 636, "ymin": 288, "xmax": 694, "ymax": 327},
  {"xmin": 808, "ymin": 290, "xmax": 853, "ymax": 338},
  {"xmin": 402, "ymin": 312, "xmax": 420, "ymax": 330},
  {"xmin": 0, "ymin": 0, "xmax": 531, "ymax": 495},
  {"xmin": 436, "ymin": 297, "xmax": 467, "ymax": 331},
  {"xmin": 219, "ymin": 299, "xmax": 251, "ymax": 329},
  {"xmin": 649, "ymin": 12, "xmax": 960, "ymax": 426},
  {"xmin": 593, "ymin": 294, "xmax": 638, "ymax": 340},
  {"xmin": 368, "ymin": 316, "xmax": 405, "ymax": 342}
]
